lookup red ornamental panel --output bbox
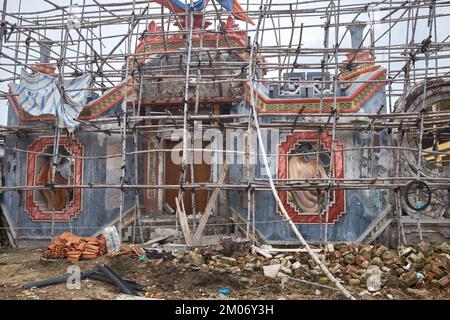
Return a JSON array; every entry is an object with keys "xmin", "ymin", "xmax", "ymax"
[
  {"xmin": 26, "ymin": 137, "xmax": 83, "ymax": 221},
  {"xmin": 277, "ymin": 131, "xmax": 345, "ymax": 224}
]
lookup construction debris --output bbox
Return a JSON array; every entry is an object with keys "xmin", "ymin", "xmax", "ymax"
[
  {"xmin": 42, "ymin": 232, "xmax": 107, "ymax": 262},
  {"xmin": 107, "ymin": 245, "xmax": 145, "ymax": 258},
  {"xmin": 162, "ymin": 240, "xmax": 450, "ymax": 298},
  {"xmin": 2, "ymin": 241, "xmax": 448, "ymax": 300}
]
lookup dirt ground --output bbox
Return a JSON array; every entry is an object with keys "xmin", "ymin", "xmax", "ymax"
[{"xmin": 0, "ymin": 247, "xmax": 448, "ymax": 300}]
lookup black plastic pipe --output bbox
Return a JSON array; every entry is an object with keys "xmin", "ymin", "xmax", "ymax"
[
  {"xmin": 23, "ymin": 268, "xmax": 98, "ymax": 289},
  {"xmin": 91, "ymin": 271, "xmax": 146, "ymax": 291},
  {"xmin": 96, "ymin": 264, "xmax": 138, "ymax": 296}
]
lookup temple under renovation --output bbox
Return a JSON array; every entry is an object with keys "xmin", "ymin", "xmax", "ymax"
[{"xmin": 0, "ymin": 0, "xmax": 449, "ymax": 251}]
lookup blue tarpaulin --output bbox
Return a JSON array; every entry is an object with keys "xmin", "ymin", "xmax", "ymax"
[{"xmin": 13, "ymin": 69, "xmax": 91, "ymax": 131}]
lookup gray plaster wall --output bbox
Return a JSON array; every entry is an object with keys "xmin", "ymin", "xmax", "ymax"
[
  {"xmin": 229, "ymin": 86, "xmax": 391, "ymax": 243},
  {"xmin": 1, "ymin": 103, "xmax": 136, "ymax": 242}
]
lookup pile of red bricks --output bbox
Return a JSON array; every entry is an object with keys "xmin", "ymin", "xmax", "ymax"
[
  {"xmin": 42, "ymin": 232, "xmax": 107, "ymax": 262},
  {"xmin": 107, "ymin": 245, "xmax": 145, "ymax": 257}
]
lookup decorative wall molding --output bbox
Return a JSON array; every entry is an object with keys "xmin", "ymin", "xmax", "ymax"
[
  {"xmin": 25, "ymin": 136, "xmax": 84, "ymax": 221},
  {"xmin": 277, "ymin": 131, "xmax": 345, "ymax": 224}
]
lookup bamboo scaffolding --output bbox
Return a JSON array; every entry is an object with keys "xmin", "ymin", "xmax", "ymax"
[{"xmin": 0, "ymin": 0, "xmax": 449, "ymax": 268}]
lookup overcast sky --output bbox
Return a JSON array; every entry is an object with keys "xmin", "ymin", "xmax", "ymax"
[{"xmin": 1, "ymin": 0, "xmax": 449, "ymax": 125}]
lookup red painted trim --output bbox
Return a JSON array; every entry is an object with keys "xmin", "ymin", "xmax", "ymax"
[
  {"xmin": 135, "ymin": 33, "xmax": 247, "ymax": 55},
  {"xmin": 25, "ymin": 137, "xmax": 83, "ymax": 221},
  {"xmin": 277, "ymin": 131, "xmax": 345, "ymax": 224},
  {"xmin": 339, "ymin": 65, "xmax": 379, "ymax": 80},
  {"xmin": 82, "ymin": 78, "xmax": 135, "ymax": 118},
  {"xmin": 344, "ymin": 50, "xmax": 373, "ymax": 60},
  {"xmin": 7, "ymin": 78, "xmax": 135, "ymax": 122},
  {"xmin": 7, "ymin": 83, "xmax": 20, "ymax": 117}
]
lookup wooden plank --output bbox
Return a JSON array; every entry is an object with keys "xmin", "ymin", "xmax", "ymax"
[
  {"xmin": 251, "ymin": 245, "xmax": 273, "ymax": 259},
  {"xmin": 192, "ymin": 164, "xmax": 229, "ymax": 245},
  {"xmin": 175, "ymin": 197, "xmax": 193, "ymax": 246},
  {"xmin": 266, "ymin": 247, "xmax": 322, "ymax": 253},
  {"xmin": 0, "ymin": 204, "xmax": 17, "ymax": 248},
  {"xmin": 142, "ymin": 234, "xmax": 172, "ymax": 246}
]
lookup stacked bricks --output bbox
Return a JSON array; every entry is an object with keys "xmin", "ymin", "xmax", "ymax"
[{"xmin": 42, "ymin": 232, "xmax": 107, "ymax": 262}]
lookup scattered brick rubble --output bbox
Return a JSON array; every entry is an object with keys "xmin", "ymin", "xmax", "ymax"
[
  {"xmin": 168, "ymin": 240, "xmax": 450, "ymax": 297},
  {"xmin": 40, "ymin": 234, "xmax": 450, "ymax": 298}
]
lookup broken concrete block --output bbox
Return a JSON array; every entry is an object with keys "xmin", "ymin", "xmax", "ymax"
[
  {"xmin": 251, "ymin": 245, "xmax": 272, "ymax": 259},
  {"xmin": 344, "ymin": 254, "xmax": 355, "ymax": 265},
  {"xmin": 228, "ymin": 266, "xmax": 241, "ymax": 274},
  {"xmin": 359, "ymin": 246, "xmax": 372, "ymax": 260},
  {"xmin": 382, "ymin": 251, "xmax": 395, "ymax": 262},
  {"xmin": 349, "ymin": 278, "xmax": 361, "ymax": 286},
  {"xmin": 309, "ymin": 269, "xmax": 321, "ymax": 277},
  {"xmin": 326, "ymin": 243, "xmax": 335, "ymax": 253},
  {"xmin": 280, "ymin": 266, "xmax": 292, "ymax": 275},
  {"xmin": 270, "ymin": 259, "xmax": 281, "ymax": 265},
  {"xmin": 284, "ymin": 256, "xmax": 294, "ymax": 261},
  {"xmin": 277, "ymin": 272, "xmax": 289, "ymax": 280},
  {"xmin": 374, "ymin": 245, "xmax": 388, "ymax": 257},
  {"xmin": 406, "ymin": 253, "xmax": 419, "ymax": 264},
  {"xmin": 370, "ymin": 257, "xmax": 383, "ymax": 267},
  {"xmin": 439, "ymin": 242, "xmax": 450, "ymax": 254},
  {"xmin": 187, "ymin": 251, "xmax": 204, "ymax": 266},
  {"xmin": 291, "ymin": 261, "xmax": 301, "ymax": 270},
  {"xmin": 308, "ymin": 259, "xmax": 316, "ymax": 269},
  {"xmin": 381, "ymin": 266, "xmax": 391, "ymax": 273},
  {"xmin": 263, "ymin": 264, "xmax": 281, "ymax": 278},
  {"xmin": 401, "ymin": 271, "xmax": 418, "ymax": 287},
  {"xmin": 366, "ymin": 276, "xmax": 382, "ymax": 292},
  {"xmin": 244, "ymin": 263, "xmax": 255, "ymax": 272},
  {"xmin": 260, "ymin": 244, "xmax": 273, "ymax": 251},
  {"xmin": 281, "ymin": 259, "xmax": 291, "ymax": 269},
  {"xmin": 361, "ymin": 260, "xmax": 370, "ymax": 269},
  {"xmin": 398, "ymin": 246, "xmax": 414, "ymax": 257},
  {"xmin": 361, "ymin": 265, "xmax": 381, "ymax": 282},
  {"xmin": 416, "ymin": 252, "xmax": 426, "ymax": 264},
  {"xmin": 220, "ymin": 256, "xmax": 237, "ymax": 266}
]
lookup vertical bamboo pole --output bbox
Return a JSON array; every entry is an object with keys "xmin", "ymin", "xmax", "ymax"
[
  {"xmin": 0, "ymin": 0, "xmax": 7, "ymax": 54},
  {"xmin": 177, "ymin": 3, "xmax": 195, "ymax": 242},
  {"xmin": 324, "ymin": 0, "xmax": 340, "ymax": 243},
  {"xmin": 119, "ymin": 0, "xmax": 136, "ymax": 242}
]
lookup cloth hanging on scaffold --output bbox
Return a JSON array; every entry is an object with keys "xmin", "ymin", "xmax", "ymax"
[
  {"xmin": 216, "ymin": 0, "xmax": 254, "ymax": 25},
  {"xmin": 216, "ymin": 0, "xmax": 233, "ymax": 11},
  {"xmin": 14, "ymin": 69, "xmax": 91, "ymax": 130}
]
